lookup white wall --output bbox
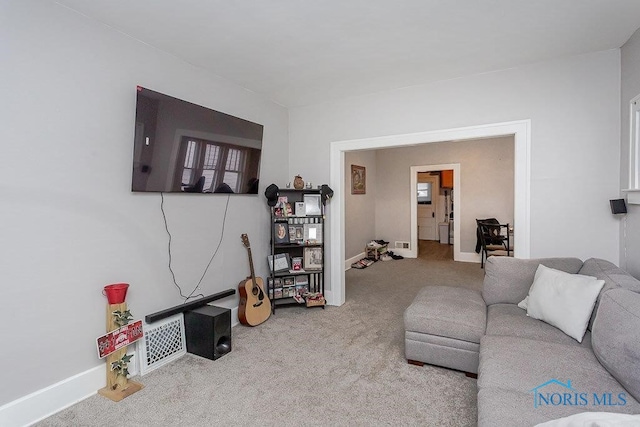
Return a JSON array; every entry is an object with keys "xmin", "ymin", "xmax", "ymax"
[
  {"xmin": 374, "ymin": 137, "xmax": 514, "ymax": 254},
  {"xmin": 290, "ymin": 49, "xmax": 622, "ymax": 268},
  {"xmin": 0, "ymin": 0, "xmax": 288, "ymax": 410},
  {"xmin": 344, "ymin": 151, "xmax": 377, "ymax": 260},
  {"xmin": 621, "ymin": 27, "xmax": 640, "ymax": 278}
]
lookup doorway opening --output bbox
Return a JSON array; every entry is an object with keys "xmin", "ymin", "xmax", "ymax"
[
  {"xmin": 408, "ymin": 163, "xmax": 463, "ymax": 261},
  {"xmin": 328, "ymin": 120, "xmax": 531, "ymax": 307},
  {"xmin": 413, "ymin": 166, "xmax": 457, "ymax": 260}
]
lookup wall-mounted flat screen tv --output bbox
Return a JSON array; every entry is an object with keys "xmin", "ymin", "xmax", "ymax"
[{"xmin": 132, "ymin": 86, "xmax": 264, "ymax": 194}]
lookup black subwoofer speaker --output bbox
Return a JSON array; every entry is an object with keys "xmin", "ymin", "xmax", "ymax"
[{"xmin": 184, "ymin": 305, "xmax": 231, "ymax": 360}]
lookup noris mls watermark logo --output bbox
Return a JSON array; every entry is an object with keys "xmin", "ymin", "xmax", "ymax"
[{"xmin": 530, "ymin": 379, "xmax": 627, "ymax": 408}]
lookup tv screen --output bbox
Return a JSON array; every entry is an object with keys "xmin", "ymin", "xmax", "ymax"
[{"xmin": 132, "ymin": 86, "xmax": 263, "ymax": 194}]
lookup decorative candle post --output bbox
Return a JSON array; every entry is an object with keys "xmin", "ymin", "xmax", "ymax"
[{"xmin": 97, "ymin": 283, "xmax": 144, "ymax": 402}]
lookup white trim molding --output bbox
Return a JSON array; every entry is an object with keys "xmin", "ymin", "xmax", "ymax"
[
  {"xmin": 328, "ymin": 120, "xmax": 531, "ymax": 307},
  {"xmin": 628, "ymin": 94, "xmax": 640, "ymax": 191},
  {"xmin": 622, "ymin": 189, "xmax": 640, "ymax": 205},
  {"xmin": 345, "ymin": 252, "xmax": 366, "ymax": 271},
  {"xmin": 0, "ymin": 365, "xmax": 103, "ymax": 427}
]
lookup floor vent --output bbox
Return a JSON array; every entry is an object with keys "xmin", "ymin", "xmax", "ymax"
[
  {"xmin": 139, "ymin": 314, "xmax": 186, "ymax": 375},
  {"xmin": 395, "ymin": 241, "xmax": 410, "ymax": 249}
]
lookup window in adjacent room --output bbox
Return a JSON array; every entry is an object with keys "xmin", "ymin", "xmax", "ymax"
[{"xmin": 417, "ymin": 182, "xmax": 432, "ymax": 204}]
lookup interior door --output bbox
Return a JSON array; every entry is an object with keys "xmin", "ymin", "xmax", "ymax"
[{"xmin": 417, "ymin": 174, "xmax": 438, "ymax": 240}]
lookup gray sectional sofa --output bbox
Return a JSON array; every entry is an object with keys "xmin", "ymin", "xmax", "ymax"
[{"xmin": 404, "ymin": 257, "xmax": 640, "ymax": 426}]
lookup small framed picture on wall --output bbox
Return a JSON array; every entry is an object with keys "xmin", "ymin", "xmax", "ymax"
[{"xmin": 351, "ymin": 165, "xmax": 366, "ymax": 194}]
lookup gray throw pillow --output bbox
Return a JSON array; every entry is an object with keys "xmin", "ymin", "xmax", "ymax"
[
  {"xmin": 591, "ymin": 288, "xmax": 640, "ymax": 402},
  {"xmin": 579, "ymin": 258, "xmax": 640, "ymax": 330}
]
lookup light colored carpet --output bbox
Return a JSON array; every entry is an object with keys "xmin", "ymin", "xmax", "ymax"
[{"xmin": 38, "ymin": 241, "xmax": 484, "ymax": 426}]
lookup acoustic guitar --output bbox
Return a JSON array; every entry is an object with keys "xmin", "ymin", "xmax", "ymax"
[{"xmin": 238, "ymin": 234, "xmax": 271, "ymax": 326}]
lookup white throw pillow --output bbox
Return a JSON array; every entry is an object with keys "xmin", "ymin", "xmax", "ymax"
[
  {"xmin": 535, "ymin": 411, "xmax": 640, "ymax": 427},
  {"xmin": 525, "ymin": 264, "xmax": 605, "ymax": 342},
  {"xmin": 517, "ymin": 296, "xmax": 528, "ymax": 310}
]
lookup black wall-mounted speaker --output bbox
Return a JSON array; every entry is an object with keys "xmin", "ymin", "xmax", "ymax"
[
  {"xmin": 610, "ymin": 199, "xmax": 627, "ymax": 215},
  {"xmin": 184, "ymin": 305, "xmax": 232, "ymax": 360}
]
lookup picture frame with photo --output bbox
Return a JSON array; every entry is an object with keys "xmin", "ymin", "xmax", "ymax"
[
  {"xmin": 351, "ymin": 164, "xmax": 366, "ymax": 194},
  {"xmin": 295, "ymin": 284, "xmax": 309, "ymax": 296},
  {"xmin": 273, "ymin": 222, "xmax": 290, "ymax": 244},
  {"xmin": 291, "ymin": 256, "xmax": 304, "ymax": 272},
  {"xmin": 283, "ymin": 202, "xmax": 293, "ymax": 217},
  {"xmin": 288, "ymin": 225, "xmax": 304, "ymax": 243},
  {"xmin": 303, "ymin": 247, "xmax": 323, "ymax": 270},
  {"xmin": 303, "ymin": 223, "xmax": 323, "ymax": 244},
  {"xmin": 295, "ymin": 201, "xmax": 305, "ymax": 217},
  {"xmin": 267, "ymin": 253, "xmax": 290, "ymax": 272},
  {"xmin": 303, "ymin": 194, "xmax": 322, "ymax": 216}
]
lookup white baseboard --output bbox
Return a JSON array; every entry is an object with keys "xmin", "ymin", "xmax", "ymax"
[
  {"xmin": 231, "ymin": 306, "xmax": 239, "ymax": 327},
  {"xmin": 2, "ymin": 305, "xmax": 244, "ymax": 427},
  {"xmin": 325, "ymin": 289, "xmax": 335, "ymax": 306},
  {"xmin": 0, "ymin": 365, "xmax": 104, "ymax": 427},
  {"xmin": 345, "ymin": 252, "xmax": 366, "ymax": 271},
  {"xmin": 390, "ymin": 248, "xmax": 412, "ymax": 258},
  {"xmin": 457, "ymin": 251, "xmax": 481, "ymax": 263}
]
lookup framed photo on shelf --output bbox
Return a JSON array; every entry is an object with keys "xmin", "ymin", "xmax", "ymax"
[
  {"xmin": 267, "ymin": 253, "xmax": 290, "ymax": 272},
  {"xmin": 295, "ymin": 201, "xmax": 305, "ymax": 216},
  {"xmin": 304, "ymin": 247, "xmax": 323, "ymax": 270},
  {"xmin": 268, "ymin": 277, "xmax": 283, "ymax": 288},
  {"xmin": 291, "ymin": 256, "xmax": 304, "ymax": 272},
  {"xmin": 289, "ymin": 225, "xmax": 304, "ymax": 243},
  {"xmin": 351, "ymin": 164, "xmax": 366, "ymax": 194},
  {"xmin": 283, "ymin": 202, "xmax": 293, "ymax": 217},
  {"xmin": 303, "ymin": 194, "xmax": 322, "ymax": 216},
  {"xmin": 303, "ymin": 223, "xmax": 323, "ymax": 244},
  {"xmin": 277, "ymin": 196, "xmax": 288, "ymax": 206},
  {"xmin": 273, "ymin": 222, "xmax": 290, "ymax": 244}
]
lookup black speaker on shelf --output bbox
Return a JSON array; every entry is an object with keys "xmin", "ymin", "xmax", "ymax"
[{"xmin": 184, "ymin": 305, "xmax": 231, "ymax": 360}]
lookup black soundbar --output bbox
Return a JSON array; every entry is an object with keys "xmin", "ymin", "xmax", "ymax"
[{"xmin": 145, "ymin": 289, "xmax": 236, "ymax": 324}]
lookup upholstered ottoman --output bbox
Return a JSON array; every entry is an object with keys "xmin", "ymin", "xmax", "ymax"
[{"xmin": 404, "ymin": 285, "xmax": 486, "ymax": 375}]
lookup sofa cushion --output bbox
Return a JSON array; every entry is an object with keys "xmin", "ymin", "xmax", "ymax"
[
  {"xmin": 578, "ymin": 258, "xmax": 640, "ymax": 330},
  {"xmin": 404, "ymin": 285, "xmax": 486, "ymax": 344},
  {"xmin": 478, "ymin": 335, "xmax": 626, "ymax": 394},
  {"xmin": 486, "ymin": 304, "xmax": 591, "ymax": 348},
  {"xmin": 591, "ymin": 288, "xmax": 640, "ymax": 402},
  {"xmin": 524, "ymin": 265, "xmax": 604, "ymax": 342},
  {"xmin": 478, "ymin": 388, "xmax": 640, "ymax": 427},
  {"xmin": 482, "ymin": 257, "xmax": 583, "ymax": 306},
  {"xmin": 478, "ymin": 335, "xmax": 640, "ymax": 424}
]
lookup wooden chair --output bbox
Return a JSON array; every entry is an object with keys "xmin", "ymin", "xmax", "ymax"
[{"xmin": 476, "ymin": 219, "xmax": 512, "ymax": 268}]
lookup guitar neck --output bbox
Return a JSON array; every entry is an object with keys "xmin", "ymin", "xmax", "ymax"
[{"xmin": 247, "ymin": 246, "xmax": 257, "ymax": 284}]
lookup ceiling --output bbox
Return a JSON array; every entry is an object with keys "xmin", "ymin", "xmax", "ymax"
[{"xmin": 56, "ymin": 0, "xmax": 640, "ymax": 108}]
